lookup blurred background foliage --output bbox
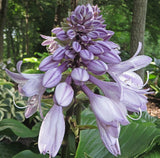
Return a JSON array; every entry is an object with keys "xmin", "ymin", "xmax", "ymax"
[
  {"xmin": 0, "ymin": 0, "xmax": 160, "ymax": 157},
  {"xmin": 1, "ymin": 0, "xmax": 160, "ymax": 63}
]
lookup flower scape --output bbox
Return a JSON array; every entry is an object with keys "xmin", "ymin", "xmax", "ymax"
[{"xmin": 5, "ymin": 4, "xmax": 152, "ymax": 158}]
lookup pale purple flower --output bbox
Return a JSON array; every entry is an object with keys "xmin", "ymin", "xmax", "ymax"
[
  {"xmin": 40, "ymin": 34, "xmax": 58, "ymax": 53},
  {"xmin": 38, "ymin": 104, "xmax": 65, "ymax": 158},
  {"xmin": 81, "ymin": 85, "xmax": 129, "ymax": 126},
  {"xmin": 107, "ymin": 42, "xmax": 152, "ymax": 75},
  {"xmin": 6, "ymin": 4, "xmax": 153, "ymax": 158},
  {"xmin": 56, "ymin": 30, "xmax": 68, "ymax": 41},
  {"xmin": 80, "ymin": 49, "xmax": 94, "ymax": 61},
  {"xmin": 72, "ymin": 41, "xmax": 81, "ymax": 52},
  {"xmin": 39, "ymin": 55, "xmax": 59, "ymax": 72},
  {"xmin": 89, "ymin": 75, "xmax": 149, "ymax": 113},
  {"xmin": 42, "ymin": 62, "xmax": 68, "ymax": 88},
  {"xmin": 52, "ymin": 47, "xmax": 66, "ymax": 61},
  {"xmin": 71, "ymin": 68, "xmax": 89, "ymax": 85},
  {"xmin": 67, "ymin": 29, "xmax": 76, "ymax": 39},
  {"xmin": 87, "ymin": 60, "xmax": 108, "ymax": 75},
  {"xmin": 5, "ymin": 61, "xmax": 45, "ymax": 118},
  {"xmin": 97, "ymin": 120, "xmax": 121, "ymax": 157},
  {"xmin": 54, "ymin": 82, "xmax": 74, "ymax": 107}
]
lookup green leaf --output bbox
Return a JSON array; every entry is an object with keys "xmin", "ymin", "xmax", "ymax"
[
  {"xmin": 0, "ymin": 142, "xmax": 27, "ymax": 158},
  {"xmin": 0, "ymin": 119, "xmax": 39, "ymax": 138},
  {"xmin": 141, "ymin": 151, "xmax": 160, "ymax": 158},
  {"xmin": 12, "ymin": 150, "xmax": 49, "ymax": 158},
  {"xmin": 75, "ymin": 109, "xmax": 160, "ymax": 158}
]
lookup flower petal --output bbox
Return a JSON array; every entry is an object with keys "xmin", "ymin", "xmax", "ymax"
[
  {"xmin": 54, "ymin": 82, "xmax": 74, "ymax": 107},
  {"xmin": 43, "ymin": 68, "xmax": 62, "ymax": 88},
  {"xmin": 38, "ymin": 105, "xmax": 65, "ymax": 157}
]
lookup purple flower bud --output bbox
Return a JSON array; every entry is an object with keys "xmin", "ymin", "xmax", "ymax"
[
  {"xmin": 67, "ymin": 29, "xmax": 76, "ymax": 39},
  {"xmin": 84, "ymin": 20, "xmax": 92, "ymax": 28},
  {"xmin": 70, "ymin": 14, "xmax": 77, "ymax": 25},
  {"xmin": 104, "ymin": 30, "xmax": 115, "ymax": 40},
  {"xmin": 52, "ymin": 47, "xmax": 65, "ymax": 61},
  {"xmin": 54, "ymin": 82, "xmax": 74, "ymax": 107},
  {"xmin": 95, "ymin": 28, "xmax": 114, "ymax": 39},
  {"xmin": 38, "ymin": 105, "xmax": 65, "ymax": 158},
  {"xmin": 71, "ymin": 68, "xmax": 89, "ymax": 84},
  {"xmin": 42, "ymin": 68, "xmax": 62, "ymax": 88},
  {"xmin": 80, "ymin": 49, "xmax": 94, "ymax": 61},
  {"xmin": 96, "ymin": 41, "xmax": 111, "ymax": 50},
  {"xmin": 98, "ymin": 52, "xmax": 121, "ymax": 64},
  {"xmin": 72, "ymin": 41, "xmax": 81, "ymax": 52},
  {"xmin": 81, "ymin": 35, "xmax": 90, "ymax": 42},
  {"xmin": 77, "ymin": 24, "xmax": 85, "ymax": 31},
  {"xmin": 87, "ymin": 60, "xmax": 108, "ymax": 75},
  {"xmin": 76, "ymin": 13, "xmax": 84, "ymax": 22},
  {"xmin": 84, "ymin": 11, "xmax": 93, "ymax": 21},
  {"xmin": 88, "ymin": 44, "xmax": 104, "ymax": 55},
  {"xmin": 87, "ymin": 31, "xmax": 99, "ymax": 39},
  {"xmin": 51, "ymin": 27, "xmax": 63, "ymax": 34},
  {"xmin": 39, "ymin": 55, "xmax": 59, "ymax": 71},
  {"xmin": 75, "ymin": 5, "xmax": 82, "ymax": 14},
  {"xmin": 56, "ymin": 30, "xmax": 68, "ymax": 41},
  {"xmin": 81, "ymin": 5, "xmax": 87, "ymax": 17},
  {"xmin": 92, "ymin": 20, "xmax": 101, "ymax": 27},
  {"xmin": 65, "ymin": 50, "xmax": 75, "ymax": 59},
  {"xmin": 40, "ymin": 35, "xmax": 56, "ymax": 46}
]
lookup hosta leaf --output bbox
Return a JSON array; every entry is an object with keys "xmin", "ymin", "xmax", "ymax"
[
  {"xmin": 15, "ymin": 111, "xmax": 25, "ymax": 122},
  {"xmin": 75, "ymin": 109, "xmax": 160, "ymax": 158},
  {"xmin": 0, "ymin": 119, "xmax": 39, "ymax": 138},
  {"xmin": 12, "ymin": 150, "xmax": 48, "ymax": 158},
  {"xmin": 13, "ymin": 150, "xmax": 60, "ymax": 158},
  {"xmin": 0, "ymin": 142, "xmax": 26, "ymax": 158},
  {"xmin": 0, "ymin": 109, "xmax": 4, "ymax": 121}
]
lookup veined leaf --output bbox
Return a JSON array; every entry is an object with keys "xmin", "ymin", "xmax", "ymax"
[
  {"xmin": 12, "ymin": 150, "xmax": 50, "ymax": 158},
  {"xmin": 0, "ymin": 119, "xmax": 39, "ymax": 138},
  {"xmin": 75, "ymin": 109, "xmax": 160, "ymax": 158}
]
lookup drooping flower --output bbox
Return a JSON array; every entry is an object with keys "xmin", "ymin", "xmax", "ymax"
[
  {"xmin": 5, "ymin": 61, "xmax": 46, "ymax": 118},
  {"xmin": 38, "ymin": 104, "xmax": 65, "ymax": 158},
  {"xmin": 97, "ymin": 119, "xmax": 121, "ymax": 157},
  {"xmin": 81, "ymin": 84, "xmax": 129, "ymax": 126},
  {"xmin": 6, "ymin": 4, "xmax": 152, "ymax": 157}
]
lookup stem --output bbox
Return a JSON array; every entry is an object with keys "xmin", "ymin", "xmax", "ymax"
[{"xmin": 61, "ymin": 83, "xmax": 80, "ymax": 158}]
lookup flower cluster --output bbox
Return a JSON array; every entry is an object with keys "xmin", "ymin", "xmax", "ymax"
[{"xmin": 6, "ymin": 4, "xmax": 152, "ymax": 157}]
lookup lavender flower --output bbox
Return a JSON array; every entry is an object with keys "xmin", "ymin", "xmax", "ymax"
[
  {"xmin": 6, "ymin": 4, "xmax": 152, "ymax": 157},
  {"xmin": 5, "ymin": 61, "xmax": 45, "ymax": 118},
  {"xmin": 38, "ymin": 104, "xmax": 65, "ymax": 158}
]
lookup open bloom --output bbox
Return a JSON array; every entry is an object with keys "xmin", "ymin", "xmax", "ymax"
[
  {"xmin": 5, "ymin": 61, "xmax": 45, "ymax": 118},
  {"xmin": 81, "ymin": 85, "xmax": 129, "ymax": 126},
  {"xmin": 6, "ymin": 4, "xmax": 152, "ymax": 157}
]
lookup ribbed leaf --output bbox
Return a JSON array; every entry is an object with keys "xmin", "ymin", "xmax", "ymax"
[
  {"xmin": 12, "ymin": 150, "xmax": 49, "ymax": 158},
  {"xmin": 0, "ymin": 119, "xmax": 39, "ymax": 138},
  {"xmin": 0, "ymin": 142, "xmax": 26, "ymax": 158},
  {"xmin": 75, "ymin": 109, "xmax": 160, "ymax": 158}
]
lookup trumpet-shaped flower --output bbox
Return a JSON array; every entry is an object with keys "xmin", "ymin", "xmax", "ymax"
[
  {"xmin": 5, "ymin": 61, "xmax": 46, "ymax": 118},
  {"xmin": 97, "ymin": 119, "xmax": 121, "ymax": 157},
  {"xmin": 81, "ymin": 85, "xmax": 129, "ymax": 126},
  {"xmin": 38, "ymin": 104, "xmax": 65, "ymax": 158}
]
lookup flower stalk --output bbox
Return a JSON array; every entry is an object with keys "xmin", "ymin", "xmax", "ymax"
[{"xmin": 5, "ymin": 4, "xmax": 152, "ymax": 158}]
